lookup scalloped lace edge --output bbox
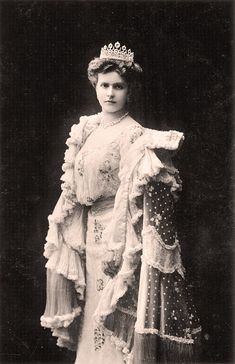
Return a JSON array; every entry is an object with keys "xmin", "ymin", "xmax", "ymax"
[
  {"xmin": 142, "ymin": 256, "xmax": 185, "ymax": 278},
  {"xmin": 40, "ymin": 307, "xmax": 82, "ymax": 329},
  {"xmin": 143, "ymin": 224, "xmax": 180, "ymax": 250},
  {"xmin": 104, "ymin": 328, "xmax": 132, "ymax": 363},
  {"xmin": 135, "ymin": 325, "xmax": 202, "ymax": 344}
]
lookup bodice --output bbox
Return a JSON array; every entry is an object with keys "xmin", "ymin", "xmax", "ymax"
[{"xmin": 74, "ymin": 117, "xmax": 143, "ymax": 206}]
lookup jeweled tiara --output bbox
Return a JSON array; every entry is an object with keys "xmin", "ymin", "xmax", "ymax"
[{"xmin": 100, "ymin": 42, "xmax": 134, "ymax": 63}]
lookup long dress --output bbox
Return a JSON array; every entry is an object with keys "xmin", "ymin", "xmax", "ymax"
[{"xmin": 41, "ymin": 113, "xmax": 201, "ymax": 364}]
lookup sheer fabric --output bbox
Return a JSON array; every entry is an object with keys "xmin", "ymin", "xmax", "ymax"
[{"xmin": 41, "ymin": 114, "xmax": 201, "ymax": 363}]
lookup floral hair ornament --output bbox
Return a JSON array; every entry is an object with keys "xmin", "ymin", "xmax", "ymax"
[{"xmin": 100, "ymin": 42, "xmax": 134, "ymax": 63}]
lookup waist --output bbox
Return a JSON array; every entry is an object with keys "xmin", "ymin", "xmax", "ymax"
[{"xmin": 89, "ymin": 196, "xmax": 115, "ymax": 215}]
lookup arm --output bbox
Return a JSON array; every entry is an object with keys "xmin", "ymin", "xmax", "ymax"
[
  {"xmin": 40, "ymin": 119, "xmax": 89, "ymax": 350},
  {"xmin": 133, "ymin": 179, "xmax": 201, "ymax": 364}
]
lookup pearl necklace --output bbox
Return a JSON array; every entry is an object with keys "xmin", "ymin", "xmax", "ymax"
[{"xmin": 99, "ymin": 112, "xmax": 129, "ymax": 129}]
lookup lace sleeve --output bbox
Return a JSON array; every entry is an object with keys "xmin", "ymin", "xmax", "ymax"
[
  {"xmin": 133, "ymin": 180, "xmax": 201, "ymax": 363},
  {"xmin": 40, "ymin": 119, "xmax": 90, "ymax": 351},
  {"xmin": 144, "ymin": 181, "xmax": 178, "ymax": 247}
]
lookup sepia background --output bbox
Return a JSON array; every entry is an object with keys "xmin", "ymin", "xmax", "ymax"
[{"xmin": 1, "ymin": 1, "xmax": 233, "ymax": 363}]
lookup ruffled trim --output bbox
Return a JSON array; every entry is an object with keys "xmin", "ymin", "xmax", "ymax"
[
  {"xmin": 56, "ymin": 337, "xmax": 76, "ymax": 351},
  {"xmin": 94, "ymin": 129, "xmax": 184, "ymax": 326},
  {"xmin": 40, "ymin": 307, "xmax": 82, "ymax": 329},
  {"xmin": 144, "ymin": 225, "xmax": 180, "ymax": 250},
  {"xmin": 142, "ymin": 225, "xmax": 185, "ymax": 277},
  {"xmin": 53, "ymin": 321, "xmax": 81, "ymax": 351},
  {"xmin": 93, "ymin": 273, "xmax": 136, "ymax": 321},
  {"xmin": 142, "ymin": 128, "xmax": 184, "ymax": 151},
  {"xmin": 60, "ymin": 120, "xmax": 87, "ymax": 219},
  {"xmin": 130, "ymin": 208, "xmax": 143, "ymax": 225},
  {"xmin": 56, "ymin": 114, "xmax": 101, "ymax": 224},
  {"xmin": 45, "ymin": 241, "xmax": 86, "ymax": 297},
  {"xmin": 94, "ymin": 235, "xmax": 142, "ymax": 322},
  {"xmin": 134, "ymin": 326, "xmax": 202, "ymax": 345},
  {"xmin": 104, "ymin": 328, "xmax": 133, "ymax": 363},
  {"xmin": 129, "ymin": 149, "xmax": 182, "ymax": 204}
]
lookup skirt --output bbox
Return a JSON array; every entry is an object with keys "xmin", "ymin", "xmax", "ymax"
[{"xmin": 75, "ymin": 199, "xmax": 125, "ymax": 364}]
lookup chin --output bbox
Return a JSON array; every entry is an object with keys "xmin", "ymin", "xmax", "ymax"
[
  {"xmin": 102, "ymin": 105, "xmax": 123, "ymax": 113},
  {"xmin": 102, "ymin": 104, "xmax": 124, "ymax": 113}
]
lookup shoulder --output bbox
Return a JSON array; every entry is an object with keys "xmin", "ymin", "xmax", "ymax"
[
  {"xmin": 121, "ymin": 127, "xmax": 184, "ymax": 166},
  {"xmin": 80, "ymin": 113, "xmax": 100, "ymax": 128},
  {"xmin": 67, "ymin": 113, "xmax": 100, "ymax": 146},
  {"xmin": 120, "ymin": 116, "xmax": 144, "ymax": 145}
]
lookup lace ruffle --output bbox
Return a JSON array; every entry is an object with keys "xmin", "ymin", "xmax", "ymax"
[
  {"xmin": 104, "ymin": 327, "xmax": 133, "ymax": 363},
  {"xmin": 41, "ymin": 115, "xmax": 101, "ymax": 350},
  {"xmin": 142, "ymin": 225, "xmax": 185, "ymax": 278},
  {"xmin": 43, "ymin": 114, "xmax": 100, "ymax": 262},
  {"xmin": 45, "ymin": 241, "xmax": 86, "ymax": 297},
  {"xmin": 129, "ymin": 150, "xmax": 182, "ymax": 205},
  {"xmin": 134, "ymin": 326, "xmax": 199, "ymax": 345},
  {"xmin": 41, "ymin": 307, "xmax": 82, "ymax": 329},
  {"xmin": 94, "ymin": 213, "xmax": 142, "ymax": 322},
  {"xmin": 142, "ymin": 129, "xmax": 184, "ymax": 151},
  {"xmin": 94, "ymin": 129, "xmax": 184, "ymax": 324},
  {"xmin": 60, "ymin": 115, "xmax": 100, "ymax": 212},
  {"xmin": 60, "ymin": 119, "xmax": 87, "ymax": 218}
]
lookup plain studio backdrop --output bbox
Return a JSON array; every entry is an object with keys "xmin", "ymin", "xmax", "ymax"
[{"xmin": 0, "ymin": 1, "xmax": 233, "ymax": 363}]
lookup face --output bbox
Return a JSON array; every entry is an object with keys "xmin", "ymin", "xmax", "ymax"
[{"xmin": 95, "ymin": 71, "xmax": 128, "ymax": 114}]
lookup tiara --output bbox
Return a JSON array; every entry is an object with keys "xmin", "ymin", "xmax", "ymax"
[{"xmin": 100, "ymin": 42, "xmax": 134, "ymax": 63}]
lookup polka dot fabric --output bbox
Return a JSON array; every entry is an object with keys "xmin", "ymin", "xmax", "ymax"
[
  {"xmin": 144, "ymin": 267, "xmax": 200, "ymax": 342},
  {"xmin": 143, "ymin": 181, "xmax": 201, "ymax": 342},
  {"xmin": 145, "ymin": 181, "xmax": 177, "ymax": 247}
]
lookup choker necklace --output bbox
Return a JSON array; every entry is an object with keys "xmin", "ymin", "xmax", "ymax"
[{"xmin": 99, "ymin": 112, "xmax": 129, "ymax": 129}]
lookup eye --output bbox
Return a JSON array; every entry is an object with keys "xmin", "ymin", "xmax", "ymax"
[
  {"xmin": 114, "ymin": 84, "xmax": 124, "ymax": 90},
  {"xmin": 100, "ymin": 83, "xmax": 109, "ymax": 88}
]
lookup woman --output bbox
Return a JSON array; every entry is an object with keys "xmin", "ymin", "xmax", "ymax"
[{"xmin": 41, "ymin": 42, "xmax": 201, "ymax": 364}]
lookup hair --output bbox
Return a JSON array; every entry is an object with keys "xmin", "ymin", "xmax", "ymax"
[{"xmin": 87, "ymin": 57, "xmax": 143, "ymax": 88}]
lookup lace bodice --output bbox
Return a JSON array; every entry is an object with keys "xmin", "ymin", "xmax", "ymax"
[{"xmin": 74, "ymin": 116, "xmax": 144, "ymax": 206}]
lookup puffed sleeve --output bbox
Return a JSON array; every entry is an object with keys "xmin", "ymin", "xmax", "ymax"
[{"xmin": 40, "ymin": 117, "xmax": 90, "ymax": 350}]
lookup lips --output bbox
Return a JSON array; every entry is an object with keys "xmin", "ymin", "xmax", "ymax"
[{"xmin": 105, "ymin": 100, "xmax": 116, "ymax": 103}]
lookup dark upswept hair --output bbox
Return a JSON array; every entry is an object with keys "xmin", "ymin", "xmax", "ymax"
[{"xmin": 87, "ymin": 57, "xmax": 143, "ymax": 88}]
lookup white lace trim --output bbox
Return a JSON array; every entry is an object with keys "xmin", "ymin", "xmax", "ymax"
[
  {"xmin": 130, "ymin": 168, "xmax": 182, "ymax": 204},
  {"xmin": 142, "ymin": 225, "xmax": 185, "ymax": 278},
  {"xmin": 104, "ymin": 328, "xmax": 132, "ymax": 363},
  {"xmin": 192, "ymin": 326, "xmax": 202, "ymax": 334},
  {"xmin": 50, "ymin": 114, "xmax": 101, "ymax": 225},
  {"xmin": 134, "ymin": 326, "xmax": 198, "ymax": 344},
  {"xmin": 140, "ymin": 129, "xmax": 184, "ymax": 151},
  {"xmin": 44, "ymin": 241, "xmax": 86, "ymax": 296},
  {"xmin": 56, "ymin": 337, "xmax": 76, "ymax": 351},
  {"xmin": 40, "ymin": 307, "xmax": 82, "ymax": 329},
  {"xmin": 131, "ymin": 208, "xmax": 143, "ymax": 225},
  {"xmin": 125, "ymin": 132, "xmax": 183, "ymax": 211},
  {"xmin": 143, "ymin": 225, "xmax": 180, "ymax": 250},
  {"xmin": 94, "ymin": 130, "xmax": 185, "ymax": 327}
]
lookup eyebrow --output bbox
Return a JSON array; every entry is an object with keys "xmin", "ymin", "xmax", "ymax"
[{"xmin": 100, "ymin": 81, "xmax": 127, "ymax": 86}]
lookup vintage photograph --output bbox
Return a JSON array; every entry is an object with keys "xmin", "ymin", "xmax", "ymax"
[{"xmin": 1, "ymin": 1, "xmax": 233, "ymax": 363}]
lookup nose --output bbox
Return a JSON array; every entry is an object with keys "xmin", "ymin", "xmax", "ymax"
[{"xmin": 107, "ymin": 86, "xmax": 114, "ymax": 98}]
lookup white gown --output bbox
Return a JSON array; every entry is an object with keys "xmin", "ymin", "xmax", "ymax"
[
  {"xmin": 75, "ymin": 203, "xmax": 125, "ymax": 364},
  {"xmin": 41, "ymin": 113, "xmax": 200, "ymax": 364}
]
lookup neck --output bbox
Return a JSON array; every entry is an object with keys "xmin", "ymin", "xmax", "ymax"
[{"xmin": 101, "ymin": 109, "xmax": 128, "ymax": 122}]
